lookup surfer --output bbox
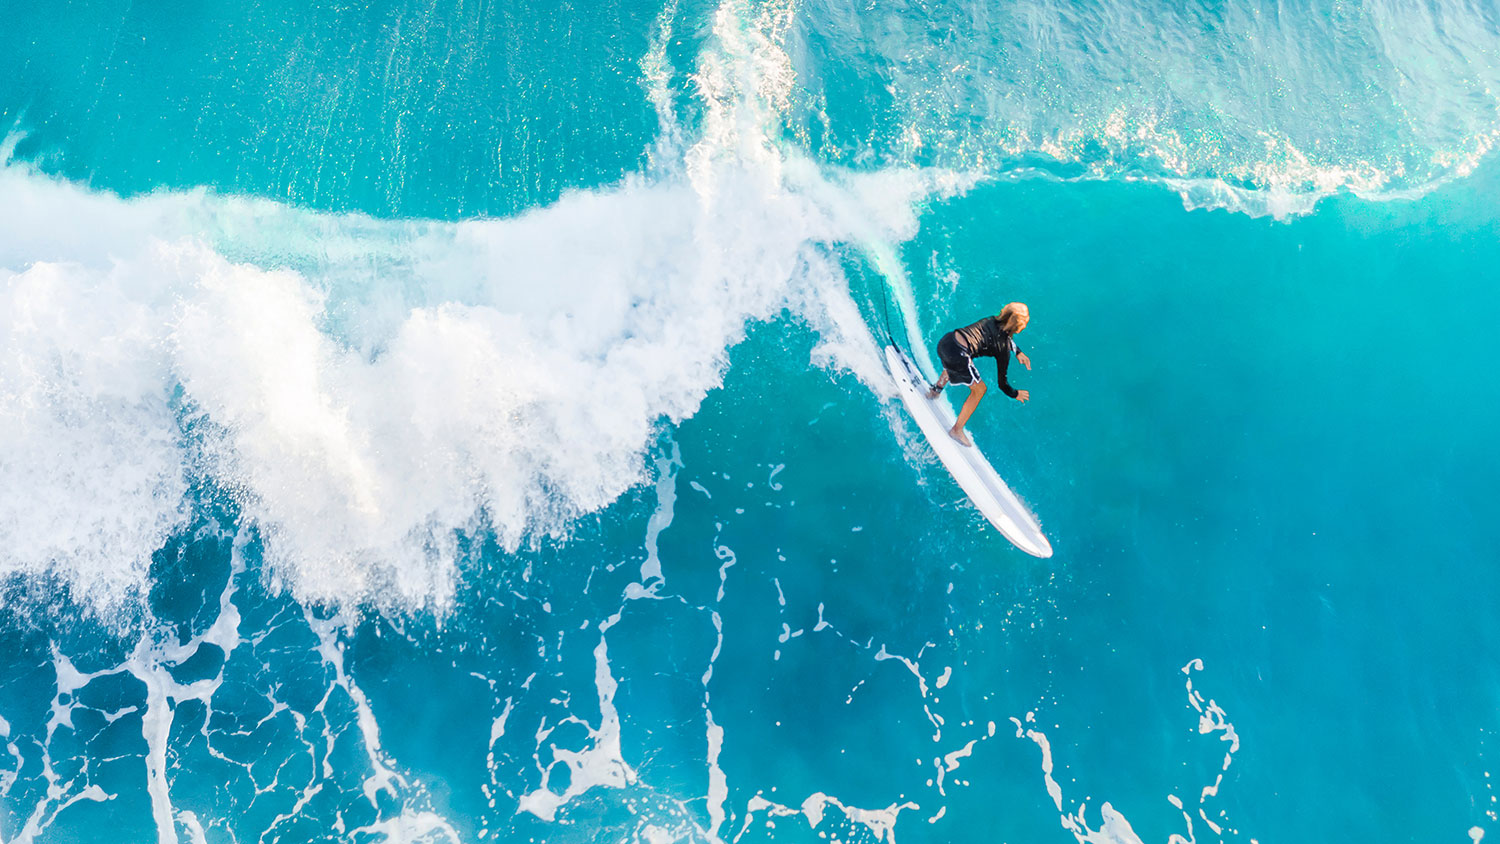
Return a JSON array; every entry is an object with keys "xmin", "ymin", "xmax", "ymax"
[{"xmin": 925, "ymin": 302, "xmax": 1031, "ymax": 446}]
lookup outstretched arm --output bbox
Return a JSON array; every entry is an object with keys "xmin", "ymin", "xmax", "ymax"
[
  {"xmin": 1010, "ymin": 344, "xmax": 1030, "ymax": 399},
  {"xmin": 1012, "ymin": 339, "xmax": 1031, "ymax": 370}
]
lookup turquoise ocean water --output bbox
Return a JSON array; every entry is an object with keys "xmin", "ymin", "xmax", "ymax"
[{"xmin": 2, "ymin": 1, "xmax": 1499, "ymax": 842}]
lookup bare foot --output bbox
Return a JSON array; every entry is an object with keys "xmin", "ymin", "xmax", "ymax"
[
  {"xmin": 948, "ymin": 426, "xmax": 972, "ymax": 447},
  {"xmin": 926, "ymin": 386, "xmax": 941, "ymax": 399}
]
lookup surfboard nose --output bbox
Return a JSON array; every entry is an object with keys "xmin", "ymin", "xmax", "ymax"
[{"xmin": 1024, "ymin": 535, "xmax": 1054, "ymax": 558}]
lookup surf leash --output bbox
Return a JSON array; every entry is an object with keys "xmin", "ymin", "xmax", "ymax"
[{"xmin": 878, "ymin": 281, "xmax": 901, "ymax": 352}]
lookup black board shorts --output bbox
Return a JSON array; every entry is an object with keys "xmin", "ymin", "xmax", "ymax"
[{"xmin": 936, "ymin": 331, "xmax": 982, "ymax": 385}]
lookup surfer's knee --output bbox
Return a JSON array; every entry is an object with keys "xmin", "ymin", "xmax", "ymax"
[{"xmin": 971, "ymin": 381, "xmax": 987, "ymax": 397}]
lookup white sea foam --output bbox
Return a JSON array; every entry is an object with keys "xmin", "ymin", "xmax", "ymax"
[
  {"xmin": 1009, "ymin": 661, "xmax": 1250, "ymax": 844},
  {"xmin": 640, "ymin": 444, "xmax": 683, "ymax": 591},
  {"xmin": 512, "ymin": 418, "xmax": 732, "ymax": 832},
  {"xmin": 735, "ymin": 792, "xmax": 920, "ymax": 843},
  {"xmin": 0, "ymin": 245, "xmax": 191, "ymax": 606},
  {"xmin": 3, "ymin": 531, "xmax": 456, "ymax": 844},
  {"xmin": 515, "ymin": 615, "xmax": 637, "ymax": 822}
]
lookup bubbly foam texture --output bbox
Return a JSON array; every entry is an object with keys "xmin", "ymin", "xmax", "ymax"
[
  {"xmin": 0, "ymin": 0, "xmax": 961, "ymax": 612},
  {"xmin": 0, "ymin": 234, "xmax": 190, "ymax": 604}
]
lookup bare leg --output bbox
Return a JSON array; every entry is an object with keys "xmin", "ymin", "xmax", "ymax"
[
  {"xmin": 949, "ymin": 381, "xmax": 986, "ymax": 446},
  {"xmin": 926, "ymin": 371, "xmax": 950, "ymax": 399}
]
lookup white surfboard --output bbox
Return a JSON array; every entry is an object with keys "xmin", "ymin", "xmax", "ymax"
[{"xmin": 885, "ymin": 344, "xmax": 1053, "ymax": 558}]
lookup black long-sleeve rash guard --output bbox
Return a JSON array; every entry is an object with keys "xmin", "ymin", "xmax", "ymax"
[{"xmin": 954, "ymin": 316, "xmax": 1023, "ymax": 398}]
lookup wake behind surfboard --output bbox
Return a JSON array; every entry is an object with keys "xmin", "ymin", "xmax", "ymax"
[{"xmin": 885, "ymin": 344, "xmax": 1053, "ymax": 558}]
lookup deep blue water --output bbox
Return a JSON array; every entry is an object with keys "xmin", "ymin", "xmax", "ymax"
[{"xmin": 2, "ymin": 1, "xmax": 1499, "ymax": 843}]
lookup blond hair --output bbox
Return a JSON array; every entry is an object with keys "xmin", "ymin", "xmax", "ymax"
[{"xmin": 997, "ymin": 302, "xmax": 1029, "ymax": 333}]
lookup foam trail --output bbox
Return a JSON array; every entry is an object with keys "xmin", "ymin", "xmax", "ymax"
[
  {"xmin": 513, "ymin": 444, "xmax": 694, "ymax": 827},
  {"xmin": 349, "ymin": 812, "xmax": 461, "ymax": 843},
  {"xmin": 307, "ymin": 611, "xmax": 407, "ymax": 806},
  {"xmin": 0, "ymin": 530, "xmax": 459, "ymax": 844},
  {"xmin": 640, "ymin": 443, "xmax": 683, "ymax": 591},
  {"xmin": 735, "ymin": 793, "xmax": 920, "ymax": 844},
  {"xmin": 515, "ymin": 614, "xmax": 637, "ymax": 821},
  {"xmin": 1007, "ymin": 660, "xmax": 1252, "ymax": 844},
  {"xmin": 506, "ymin": 419, "xmax": 956, "ymax": 839}
]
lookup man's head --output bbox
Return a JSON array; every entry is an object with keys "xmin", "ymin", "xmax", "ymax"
[{"xmin": 998, "ymin": 302, "xmax": 1030, "ymax": 333}]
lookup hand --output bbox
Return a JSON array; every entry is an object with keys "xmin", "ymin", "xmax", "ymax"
[
  {"xmin": 1017, "ymin": 351, "xmax": 1031, "ymax": 370},
  {"xmin": 1016, "ymin": 390, "xmax": 1030, "ymax": 402}
]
